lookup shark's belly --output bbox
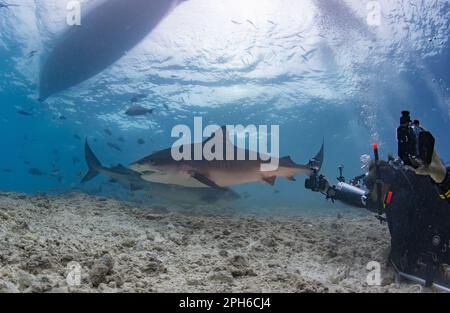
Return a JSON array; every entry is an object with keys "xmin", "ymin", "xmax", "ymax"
[
  {"xmin": 208, "ymin": 170, "xmax": 263, "ymax": 187},
  {"xmin": 141, "ymin": 172, "xmax": 209, "ymax": 188}
]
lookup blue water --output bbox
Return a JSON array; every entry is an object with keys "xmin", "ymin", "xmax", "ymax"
[{"xmin": 0, "ymin": 0, "xmax": 449, "ymax": 213}]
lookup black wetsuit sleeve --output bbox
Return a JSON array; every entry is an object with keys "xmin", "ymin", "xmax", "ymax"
[{"xmin": 437, "ymin": 167, "xmax": 450, "ymax": 201}]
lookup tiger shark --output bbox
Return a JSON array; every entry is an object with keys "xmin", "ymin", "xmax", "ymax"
[
  {"xmin": 129, "ymin": 126, "xmax": 324, "ymax": 189},
  {"xmin": 82, "ymin": 140, "xmax": 240, "ymax": 204},
  {"xmin": 39, "ymin": 0, "xmax": 186, "ymax": 100}
]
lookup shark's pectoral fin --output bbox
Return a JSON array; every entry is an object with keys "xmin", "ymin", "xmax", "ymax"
[
  {"xmin": 190, "ymin": 172, "xmax": 224, "ymax": 190},
  {"xmin": 262, "ymin": 176, "xmax": 276, "ymax": 186},
  {"xmin": 286, "ymin": 176, "xmax": 296, "ymax": 181}
]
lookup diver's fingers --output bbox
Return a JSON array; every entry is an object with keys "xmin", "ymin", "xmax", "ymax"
[
  {"xmin": 405, "ymin": 165, "xmax": 417, "ymax": 172},
  {"xmin": 414, "ymin": 165, "xmax": 430, "ymax": 176},
  {"xmin": 417, "ymin": 159, "xmax": 425, "ymax": 168},
  {"xmin": 405, "ymin": 163, "xmax": 428, "ymax": 175}
]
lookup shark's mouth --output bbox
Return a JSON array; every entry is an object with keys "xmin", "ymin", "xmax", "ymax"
[
  {"xmin": 129, "ymin": 162, "xmax": 163, "ymax": 175},
  {"xmin": 140, "ymin": 170, "xmax": 160, "ymax": 175}
]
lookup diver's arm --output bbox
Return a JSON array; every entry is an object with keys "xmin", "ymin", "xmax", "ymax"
[
  {"xmin": 413, "ymin": 148, "xmax": 450, "ymax": 201},
  {"xmin": 436, "ymin": 166, "xmax": 450, "ymax": 201}
]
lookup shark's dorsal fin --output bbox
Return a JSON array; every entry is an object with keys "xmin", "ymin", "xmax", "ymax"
[{"xmin": 203, "ymin": 126, "xmax": 234, "ymax": 147}]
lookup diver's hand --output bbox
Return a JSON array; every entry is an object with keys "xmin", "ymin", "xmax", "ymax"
[{"xmin": 413, "ymin": 148, "xmax": 447, "ymax": 183}]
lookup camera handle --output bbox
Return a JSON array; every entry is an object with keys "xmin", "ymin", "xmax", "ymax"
[{"xmin": 337, "ymin": 164, "xmax": 345, "ymax": 182}]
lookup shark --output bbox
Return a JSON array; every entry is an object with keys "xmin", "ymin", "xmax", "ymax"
[
  {"xmin": 81, "ymin": 140, "xmax": 240, "ymax": 204},
  {"xmin": 39, "ymin": 0, "xmax": 186, "ymax": 100},
  {"xmin": 129, "ymin": 126, "xmax": 324, "ymax": 189}
]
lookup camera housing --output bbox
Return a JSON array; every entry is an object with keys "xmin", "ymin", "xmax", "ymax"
[
  {"xmin": 305, "ymin": 173, "xmax": 328, "ymax": 192},
  {"xmin": 397, "ymin": 111, "xmax": 434, "ymax": 168}
]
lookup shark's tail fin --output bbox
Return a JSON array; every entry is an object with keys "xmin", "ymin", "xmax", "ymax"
[
  {"xmin": 82, "ymin": 140, "xmax": 103, "ymax": 183},
  {"xmin": 308, "ymin": 138, "xmax": 324, "ymax": 173}
]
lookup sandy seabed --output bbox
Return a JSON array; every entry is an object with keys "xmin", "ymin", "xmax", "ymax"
[{"xmin": 0, "ymin": 192, "xmax": 427, "ymax": 293}]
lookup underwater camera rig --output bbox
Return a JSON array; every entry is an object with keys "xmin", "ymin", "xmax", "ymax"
[
  {"xmin": 304, "ymin": 144, "xmax": 388, "ymax": 219},
  {"xmin": 305, "ymin": 167, "xmax": 369, "ymax": 209},
  {"xmin": 305, "ymin": 142, "xmax": 450, "ymax": 291}
]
